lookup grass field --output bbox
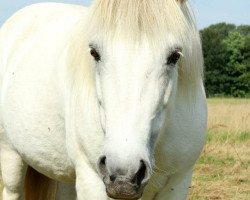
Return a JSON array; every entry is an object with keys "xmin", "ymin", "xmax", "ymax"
[
  {"xmin": 0, "ymin": 98, "xmax": 249, "ymax": 199},
  {"xmin": 188, "ymin": 98, "xmax": 250, "ymax": 200}
]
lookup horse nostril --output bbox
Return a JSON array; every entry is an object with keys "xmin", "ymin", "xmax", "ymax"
[
  {"xmin": 97, "ymin": 156, "xmax": 107, "ymax": 175},
  {"xmin": 100, "ymin": 156, "xmax": 106, "ymax": 166},
  {"xmin": 110, "ymin": 174, "xmax": 116, "ymax": 182},
  {"xmin": 132, "ymin": 160, "xmax": 148, "ymax": 186}
]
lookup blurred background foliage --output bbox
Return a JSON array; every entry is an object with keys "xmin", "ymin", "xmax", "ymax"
[{"xmin": 201, "ymin": 23, "xmax": 250, "ymax": 98}]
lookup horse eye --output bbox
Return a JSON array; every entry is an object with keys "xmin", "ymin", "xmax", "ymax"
[
  {"xmin": 167, "ymin": 51, "xmax": 181, "ymax": 65},
  {"xmin": 90, "ymin": 48, "xmax": 101, "ymax": 62}
]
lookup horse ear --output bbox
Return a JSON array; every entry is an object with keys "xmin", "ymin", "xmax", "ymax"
[{"xmin": 176, "ymin": 0, "xmax": 186, "ymax": 4}]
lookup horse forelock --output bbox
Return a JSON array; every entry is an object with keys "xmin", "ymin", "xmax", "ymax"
[{"xmin": 90, "ymin": 0, "xmax": 186, "ymax": 38}]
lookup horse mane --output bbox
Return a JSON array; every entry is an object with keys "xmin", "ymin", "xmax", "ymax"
[
  {"xmin": 90, "ymin": 0, "xmax": 188, "ymax": 37},
  {"xmin": 67, "ymin": 0, "xmax": 203, "ymax": 99}
]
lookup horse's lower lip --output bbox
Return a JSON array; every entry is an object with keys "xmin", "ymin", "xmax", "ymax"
[
  {"xmin": 103, "ymin": 176, "xmax": 146, "ymax": 200},
  {"xmin": 106, "ymin": 191, "xmax": 142, "ymax": 200},
  {"xmin": 105, "ymin": 183, "xmax": 143, "ymax": 200}
]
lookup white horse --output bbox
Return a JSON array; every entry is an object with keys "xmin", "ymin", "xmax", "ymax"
[{"xmin": 0, "ymin": 0, "xmax": 207, "ymax": 199}]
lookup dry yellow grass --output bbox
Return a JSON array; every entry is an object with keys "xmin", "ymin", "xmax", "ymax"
[
  {"xmin": 0, "ymin": 98, "xmax": 249, "ymax": 199},
  {"xmin": 188, "ymin": 98, "xmax": 250, "ymax": 200},
  {"xmin": 207, "ymin": 98, "xmax": 250, "ymax": 133}
]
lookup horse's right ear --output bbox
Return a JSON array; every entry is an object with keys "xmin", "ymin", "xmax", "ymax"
[{"xmin": 176, "ymin": 0, "xmax": 187, "ymax": 4}]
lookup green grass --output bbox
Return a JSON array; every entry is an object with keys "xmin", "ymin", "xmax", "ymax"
[
  {"xmin": 238, "ymin": 131, "xmax": 250, "ymax": 142},
  {"xmin": 206, "ymin": 131, "xmax": 250, "ymax": 144},
  {"xmin": 197, "ymin": 154, "xmax": 236, "ymax": 166},
  {"xmin": 193, "ymin": 174, "xmax": 225, "ymax": 182}
]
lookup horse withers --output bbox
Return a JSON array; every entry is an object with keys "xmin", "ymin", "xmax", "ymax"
[{"xmin": 0, "ymin": 0, "xmax": 207, "ymax": 199}]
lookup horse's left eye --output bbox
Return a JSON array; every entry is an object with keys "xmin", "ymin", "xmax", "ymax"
[
  {"xmin": 167, "ymin": 51, "xmax": 181, "ymax": 65},
  {"xmin": 90, "ymin": 48, "xmax": 101, "ymax": 62}
]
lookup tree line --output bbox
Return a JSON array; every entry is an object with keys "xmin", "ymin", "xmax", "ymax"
[{"xmin": 200, "ymin": 23, "xmax": 250, "ymax": 97}]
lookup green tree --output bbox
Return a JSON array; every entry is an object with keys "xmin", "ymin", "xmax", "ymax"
[
  {"xmin": 237, "ymin": 25, "xmax": 250, "ymax": 36},
  {"xmin": 201, "ymin": 23, "xmax": 235, "ymax": 96},
  {"xmin": 223, "ymin": 31, "xmax": 249, "ymax": 97},
  {"xmin": 201, "ymin": 23, "xmax": 250, "ymax": 97}
]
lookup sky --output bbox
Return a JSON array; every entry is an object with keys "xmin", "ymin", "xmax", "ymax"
[{"xmin": 0, "ymin": 0, "xmax": 249, "ymax": 29}]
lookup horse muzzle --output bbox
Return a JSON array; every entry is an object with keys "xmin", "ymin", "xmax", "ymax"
[
  {"xmin": 98, "ymin": 156, "xmax": 151, "ymax": 199},
  {"xmin": 104, "ymin": 176, "xmax": 144, "ymax": 200}
]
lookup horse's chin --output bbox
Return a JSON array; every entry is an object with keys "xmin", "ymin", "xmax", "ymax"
[{"xmin": 106, "ymin": 191, "xmax": 143, "ymax": 200}]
